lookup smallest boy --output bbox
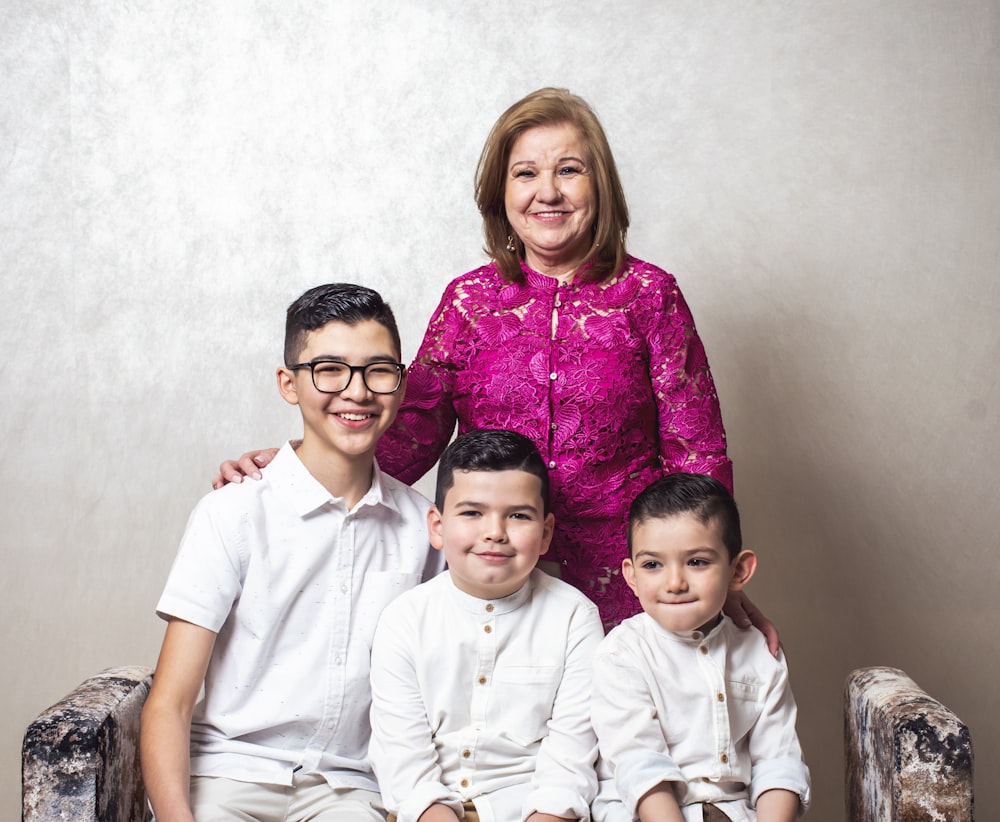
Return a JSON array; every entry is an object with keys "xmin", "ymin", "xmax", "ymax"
[
  {"xmin": 369, "ymin": 429, "xmax": 605, "ymax": 822},
  {"xmin": 591, "ymin": 474, "xmax": 810, "ymax": 822}
]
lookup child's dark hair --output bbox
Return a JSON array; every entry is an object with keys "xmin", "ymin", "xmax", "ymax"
[
  {"xmin": 628, "ymin": 473, "xmax": 742, "ymax": 560},
  {"xmin": 284, "ymin": 283, "xmax": 402, "ymax": 365},
  {"xmin": 435, "ymin": 429, "xmax": 550, "ymax": 514}
]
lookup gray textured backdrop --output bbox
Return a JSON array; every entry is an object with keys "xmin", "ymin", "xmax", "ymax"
[{"xmin": 3, "ymin": 2, "xmax": 999, "ymax": 819}]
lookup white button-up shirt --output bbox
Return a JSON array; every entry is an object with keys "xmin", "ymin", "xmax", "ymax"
[
  {"xmin": 591, "ymin": 614, "xmax": 810, "ymax": 822},
  {"xmin": 369, "ymin": 569, "xmax": 604, "ymax": 822},
  {"xmin": 156, "ymin": 442, "xmax": 442, "ymax": 790}
]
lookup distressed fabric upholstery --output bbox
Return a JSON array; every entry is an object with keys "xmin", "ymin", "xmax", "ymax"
[
  {"xmin": 845, "ymin": 666, "xmax": 973, "ymax": 821},
  {"xmin": 23, "ymin": 665, "xmax": 154, "ymax": 822}
]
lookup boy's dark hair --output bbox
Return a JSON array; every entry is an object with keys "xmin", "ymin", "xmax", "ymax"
[
  {"xmin": 284, "ymin": 283, "xmax": 402, "ymax": 365},
  {"xmin": 435, "ymin": 429, "xmax": 551, "ymax": 514},
  {"xmin": 628, "ymin": 473, "xmax": 742, "ymax": 560}
]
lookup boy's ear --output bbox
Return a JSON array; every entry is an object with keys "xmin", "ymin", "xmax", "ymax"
[
  {"xmin": 621, "ymin": 557, "xmax": 639, "ymax": 595},
  {"xmin": 729, "ymin": 550, "xmax": 758, "ymax": 590},
  {"xmin": 539, "ymin": 512, "xmax": 555, "ymax": 556},
  {"xmin": 427, "ymin": 506, "xmax": 445, "ymax": 551},
  {"xmin": 276, "ymin": 367, "xmax": 300, "ymax": 407}
]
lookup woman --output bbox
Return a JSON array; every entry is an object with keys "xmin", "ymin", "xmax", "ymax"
[{"xmin": 220, "ymin": 88, "xmax": 766, "ymax": 637}]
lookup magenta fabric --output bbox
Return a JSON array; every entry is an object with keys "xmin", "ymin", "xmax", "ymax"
[{"xmin": 376, "ymin": 257, "xmax": 732, "ymax": 626}]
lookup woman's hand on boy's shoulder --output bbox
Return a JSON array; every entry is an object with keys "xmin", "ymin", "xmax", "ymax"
[
  {"xmin": 212, "ymin": 448, "xmax": 280, "ymax": 489},
  {"xmin": 724, "ymin": 589, "xmax": 780, "ymax": 658}
]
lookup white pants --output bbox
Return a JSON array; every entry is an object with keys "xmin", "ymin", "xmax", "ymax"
[{"xmin": 183, "ymin": 773, "xmax": 385, "ymax": 822}]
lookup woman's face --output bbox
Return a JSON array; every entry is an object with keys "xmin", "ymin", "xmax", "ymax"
[{"xmin": 503, "ymin": 122, "xmax": 596, "ymax": 277}]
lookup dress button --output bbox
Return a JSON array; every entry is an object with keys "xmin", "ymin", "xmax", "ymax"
[
  {"xmin": 717, "ymin": 692, "xmax": 725, "ymax": 702},
  {"xmin": 461, "ymin": 778, "xmax": 469, "ymax": 788},
  {"xmin": 485, "ymin": 604, "xmax": 494, "ymax": 613},
  {"xmin": 478, "ymin": 676, "xmax": 487, "ymax": 685},
  {"xmin": 550, "ymin": 423, "xmax": 558, "ymax": 430},
  {"xmin": 699, "ymin": 646, "xmax": 708, "ymax": 655},
  {"xmin": 548, "ymin": 461, "xmax": 556, "ymax": 469},
  {"xmin": 462, "ymin": 749, "xmax": 471, "ymax": 758},
  {"xmin": 549, "ymin": 372, "xmax": 557, "ymax": 380},
  {"xmin": 720, "ymin": 753, "xmax": 729, "ymax": 763},
  {"xmin": 483, "ymin": 625, "xmax": 492, "ymax": 634}
]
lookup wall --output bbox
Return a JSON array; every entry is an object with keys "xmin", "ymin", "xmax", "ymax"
[{"xmin": 3, "ymin": 2, "xmax": 997, "ymax": 819}]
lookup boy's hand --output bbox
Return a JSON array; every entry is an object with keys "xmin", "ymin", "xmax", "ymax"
[
  {"xmin": 526, "ymin": 815, "xmax": 577, "ymax": 822},
  {"xmin": 212, "ymin": 448, "xmax": 280, "ymax": 489},
  {"xmin": 723, "ymin": 589, "xmax": 780, "ymax": 658}
]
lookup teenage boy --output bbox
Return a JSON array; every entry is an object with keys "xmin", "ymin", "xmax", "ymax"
[
  {"xmin": 369, "ymin": 429, "xmax": 604, "ymax": 822},
  {"xmin": 591, "ymin": 474, "xmax": 810, "ymax": 822},
  {"xmin": 141, "ymin": 283, "xmax": 443, "ymax": 822}
]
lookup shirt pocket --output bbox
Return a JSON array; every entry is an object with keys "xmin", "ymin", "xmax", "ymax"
[
  {"xmin": 726, "ymin": 678, "xmax": 764, "ymax": 739},
  {"xmin": 354, "ymin": 571, "xmax": 422, "ymax": 648},
  {"xmin": 494, "ymin": 665, "xmax": 562, "ymax": 745}
]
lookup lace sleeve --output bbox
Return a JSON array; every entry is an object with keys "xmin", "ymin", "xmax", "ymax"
[
  {"xmin": 644, "ymin": 271, "xmax": 733, "ymax": 492},
  {"xmin": 376, "ymin": 282, "xmax": 462, "ymax": 485}
]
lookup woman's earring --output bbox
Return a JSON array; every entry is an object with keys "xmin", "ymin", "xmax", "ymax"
[{"xmin": 506, "ymin": 235, "xmax": 516, "ymax": 253}]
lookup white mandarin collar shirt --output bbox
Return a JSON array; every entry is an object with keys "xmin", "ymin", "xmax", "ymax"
[
  {"xmin": 370, "ymin": 569, "xmax": 604, "ymax": 822},
  {"xmin": 591, "ymin": 613, "xmax": 810, "ymax": 822},
  {"xmin": 156, "ymin": 442, "xmax": 442, "ymax": 791}
]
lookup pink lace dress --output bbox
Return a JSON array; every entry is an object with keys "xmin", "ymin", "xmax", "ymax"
[{"xmin": 376, "ymin": 256, "xmax": 732, "ymax": 626}]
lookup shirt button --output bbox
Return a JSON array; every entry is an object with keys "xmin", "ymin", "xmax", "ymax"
[
  {"xmin": 340, "ymin": 584, "xmax": 348, "ymax": 593},
  {"xmin": 717, "ymin": 692, "xmax": 725, "ymax": 702},
  {"xmin": 334, "ymin": 657, "xmax": 342, "ymax": 665},
  {"xmin": 720, "ymin": 753, "xmax": 729, "ymax": 763},
  {"xmin": 483, "ymin": 625, "xmax": 492, "ymax": 634},
  {"xmin": 548, "ymin": 461, "xmax": 556, "ymax": 469},
  {"xmin": 485, "ymin": 604, "xmax": 494, "ymax": 613},
  {"xmin": 460, "ymin": 778, "xmax": 469, "ymax": 788},
  {"xmin": 478, "ymin": 676, "xmax": 487, "ymax": 685},
  {"xmin": 692, "ymin": 631, "xmax": 702, "ymax": 640},
  {"xmin": 549, "ymin": 372, "xmax": 557, "ymax": 380},
  {"xmin": 550, "ymin": 423, "xmax": 558, "ymax": 430},
  {"xmin": 699, "ymin": 646, "xmax": 708, "ymax": 655},
  {"xmin": 462, "ymin": 749, "xmax": 471, "ymax": 758}
]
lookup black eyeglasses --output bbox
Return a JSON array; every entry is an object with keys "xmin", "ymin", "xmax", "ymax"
[{"xmin": 287, "ymin": 360, "xmax": 406, "ymax": 394}]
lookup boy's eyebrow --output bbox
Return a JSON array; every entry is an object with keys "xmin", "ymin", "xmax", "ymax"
[
  {"xmin": 306, "ymin": 354, "xmax": 400, "ymax": 364},
  {"xmin": 451, "ymin": 499, "xmax": 541, "ymax": 515},
  {"xmin": 633, "ymin": 545, "xmax": 724, "ymax": 559}
]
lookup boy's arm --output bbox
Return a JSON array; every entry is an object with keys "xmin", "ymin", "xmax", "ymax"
[
  {"xmin": 755, "ymin": 788, "xmax": 801, "ymax": 822},
  {"xmin": 747, "ymin": 650, "xmax": 811, "ymax": 815},
  {"xmin": 369, "ymin": 605, "xmax": 463, "ymax": 822},
  {"xmin": 635, "ymin": 784, "xmax": 685, "ymax": 822},
  {"xmin": 591, "ymin": 641, "xmax": 686, "ymax": 819},
  {"xmin": 140, "ymin": 618, "xmax": 217, "ymax": 822},
  {"xmin": 523, "ymin": 605, "xmax": 604, "ymax": 821}
]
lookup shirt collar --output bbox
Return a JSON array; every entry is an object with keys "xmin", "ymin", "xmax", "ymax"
[
  {"xmin": 644, "ymin": 611, "xmax": 727, "ymax": 646},
  {"xmin": 266, "ymin": 442, "xmax": 399, "ymax": 518},
  {"xmin": 445, "ymin": 569, "xmax": 535, "ymax": 616}
]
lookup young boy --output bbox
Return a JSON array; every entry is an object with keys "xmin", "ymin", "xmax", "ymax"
[
  {"xmin": 368, "ymin": 429, "xmax": 605, "ymax": 822},
  {"xmin": 141, "ymin": 283, "xmax": 443, "ymax": 822},
  {"xmin": 591, "ymin": 474, "xmax": 810, "ymax": 822}
]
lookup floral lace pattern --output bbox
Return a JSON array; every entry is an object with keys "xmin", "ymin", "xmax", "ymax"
[{"xmin": 377, "ymin": 257, "xmax": 732, "ymax": 627}]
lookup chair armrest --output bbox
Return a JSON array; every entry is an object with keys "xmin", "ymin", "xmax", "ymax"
[
  {"xmin": 845, "ymin": 665, "xmax": 973, "ymax": 821},
  {"xmin": 23, "ymin": 665, "xmax": 154, "ymax": 822}
]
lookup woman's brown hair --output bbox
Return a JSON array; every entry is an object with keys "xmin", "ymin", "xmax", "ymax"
[{"xmin": 475, "ymin": 88, "xmax": 630, "ymax": 284}]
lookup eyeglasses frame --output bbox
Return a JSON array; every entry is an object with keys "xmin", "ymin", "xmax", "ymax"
[{"xmin": 286, "ymin": 359, "xmax": 407, "ymax": 395}]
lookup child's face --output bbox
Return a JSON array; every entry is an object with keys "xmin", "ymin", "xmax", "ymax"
[
  {"xmin": 429, "ymin": 468, "xmax": 554, "ymax": 600},
  {"xmin": 623, "ymin": 512, "xmax": 756, "ymax": 634},
  {"xmin": 277, "ymin": 319, "xmax": 404, "ymax": 464}
]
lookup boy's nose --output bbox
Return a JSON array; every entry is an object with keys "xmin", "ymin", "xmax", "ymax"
[
  {"xmin": 482, "ymin": 516, "xmax": 508, "ymax": 543},
  {"xmin": 339, "ymin": 369, "xmax": 373, "ymax": 400},
  {"xmin": 665, "ymin": 569, "xmax": 688, "ymax": 593}
]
